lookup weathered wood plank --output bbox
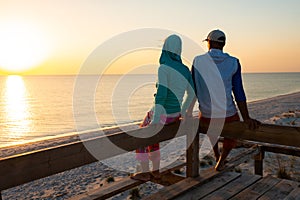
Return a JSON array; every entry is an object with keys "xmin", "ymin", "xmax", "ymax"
[
  {"xmin": 0, "ymin": 142, "xmax": 97, "ymax": 191},
  {"xmin": 226, "ymin": 146, "xmax": 258, "ymax": 166},
  {"xmin": 147, "ymin": 160, "xmax": 186, "ymax": 186},
  {"xmin": 143, "ymin": 147, "xmax": 257, "ymax": 200},
  {"xmin": 151, "ymin": 172, "xmax": 185, "ymax": 186},
  {"xmin": 70, "ymin": 160, "xmax": 185, "ymax": 200},
  {"xmin": 160, "ymin": 160, "xmax": 186, "ymax": 173},
  {"xmin": 284, "ymin": 187, "xmax": 300, "ymax": 200},
  {"xmin": 254, "ymin": 146, "xmax": 264, "ymax": 176},
  {"xmin": 262, "ymin": 145, "xmax": 300, "ymax": 157},
  {"xmin": 230, "ymin": 175, "xmax": 280, "ymax": 200},
  {"xmin": 185, "ymin": 118, "xmax": 199, "ymax": 178},
  {"xmin": 143, "ymin": 176, "xmax": 204, "ymax": 200},
  {"xmin": 259, "ymin": 179, "xmax": 299, "ymax": 200},
  {"xmin": 201, "ymin": 173, "xmax": 262, "ymax": 200},
  {"xmin": 143, "ymin": 169, "xmax": 239, "ymax": 200},
  {"xmin": 173, "ymin": 172, "xmax": 241, "ymax": 200},
  {"xmin": 74, "ymin": 177, "xmax": 144, "ymax": 200},
  {"xmin": 0, "ymin": 122, "xmax": 186, "ymax": 191},
  {"xmin": 1, "ymin": 118, "xmax": 299, "ymax": 195},
  {"xmin": 186, "ymin": 131, "xmax": 199, "ymax": 177},
  {"xmin": 219, "ymin": 122, "xmax": 300, "ymax": 148}
]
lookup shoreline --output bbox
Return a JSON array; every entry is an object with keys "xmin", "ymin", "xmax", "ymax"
[
  {"xmin": 1, "ymin": 91, "xmax": 299, "ymax": 159},
  {"xmin": 249, "ymin": 90, "xmax": 300, "ymax": 105},
  {"xmin": 248, "ymin": 91, "xmax": 300, "ymax": 121}
]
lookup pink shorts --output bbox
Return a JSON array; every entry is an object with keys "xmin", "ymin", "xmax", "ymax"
[{"xmin": 136, "ymin": 111, "xmax": 180, "ymax": 162}]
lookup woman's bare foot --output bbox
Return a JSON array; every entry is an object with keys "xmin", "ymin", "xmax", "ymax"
[
  {"xmin": 151, "ymin": 170, "xmax": 161, "ymax": 179},
  {"xmin": 130, "ymin": 172, "xmax": 151, "ymax": 181}
]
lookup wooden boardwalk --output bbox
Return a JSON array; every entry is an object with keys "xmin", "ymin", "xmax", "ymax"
[
  {"xmin": 1, "ymin": 120, "xmax": 300, "ymax": 199},
  {"xmin": 145, "ymin": 172, "xmax": 300, "ymax": 200}
]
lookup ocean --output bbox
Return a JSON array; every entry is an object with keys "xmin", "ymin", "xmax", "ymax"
[{"xmin": 0, "ymin": 73, "xmax": 299, "ymax": 147}]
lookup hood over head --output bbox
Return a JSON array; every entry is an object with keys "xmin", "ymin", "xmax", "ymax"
[{"xmin": 159, "ymin": 34, "xmax": 182, "ymax": 65}]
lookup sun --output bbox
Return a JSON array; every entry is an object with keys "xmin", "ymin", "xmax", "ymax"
[{"xmin": 0, "ymin": 21, "xmax": 51, "ymax": 73}]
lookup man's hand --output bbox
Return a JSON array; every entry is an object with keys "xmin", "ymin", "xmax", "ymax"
[
  {"xmin": 244, "ymin": 118, "xmax": 261, "ymax": 130},
  {"xmin": 236, "ymin": 101, "xmax": 261, "ymax": 130}
]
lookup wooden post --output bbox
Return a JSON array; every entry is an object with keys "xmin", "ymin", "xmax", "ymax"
[
  {"xmin": 186, "ymin": 130, "xmax": 199, "ymax": 178},
  {"xmin": 254, "ymin": 145, "xmax": 265, "ymax": 176}
]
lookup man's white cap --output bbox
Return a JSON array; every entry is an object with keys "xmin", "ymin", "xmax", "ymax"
[{"xmin": 203, "ymin": 29, "xmax": 226, "ymax": 43}]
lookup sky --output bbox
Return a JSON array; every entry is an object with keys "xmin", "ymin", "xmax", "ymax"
[{"xmin": 0, "ymin": 0, "xmax": 300, "ymax": 75}]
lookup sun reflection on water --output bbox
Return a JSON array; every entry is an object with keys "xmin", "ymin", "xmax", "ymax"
[{"xmin": 4, "ymin": 75, "xmax": 31, "ymax": 140}]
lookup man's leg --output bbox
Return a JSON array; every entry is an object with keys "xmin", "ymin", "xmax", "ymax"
[
  {"xmin": 207, "ymin": 133, "xmax": 220, "ymax": 162},
  {"xmin": 215, "ymin": 148, "xmax": 230, "ymax": 171},
  {"xmin": 213, "ymin": 142, "xmax": 220, "ymax": 162},
  {"xmin": 215, "ymin": 138, "xmax": 236, "ymax": 171}
]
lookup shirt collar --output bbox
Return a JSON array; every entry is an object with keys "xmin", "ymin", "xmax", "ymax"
[{"xmin": 209, "ymin": 48, "xmax": 223, "ymax": 53}]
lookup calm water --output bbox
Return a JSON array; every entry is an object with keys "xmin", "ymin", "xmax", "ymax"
[{"xmin": 0, "ymin": 73, "xmax": 299, "ymax": 147}]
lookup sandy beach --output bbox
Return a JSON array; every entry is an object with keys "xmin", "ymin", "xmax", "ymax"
[
  {"xmin": 1, "ymin": 91, "xmax": 300, "ymax": 200},
  {"xmin": 1, "ymin": 0, "xmax": 299, "ymax": 199}
]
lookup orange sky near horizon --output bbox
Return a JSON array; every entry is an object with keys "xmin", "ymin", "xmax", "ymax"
[{"xmin": 0, "ymin": 0, "xmax": 299, "ymax": 75}]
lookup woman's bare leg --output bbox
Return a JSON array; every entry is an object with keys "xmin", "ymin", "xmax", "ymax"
[{"xmin": 131, "ymin": 161, "xmax": 151, "ymax": 181}]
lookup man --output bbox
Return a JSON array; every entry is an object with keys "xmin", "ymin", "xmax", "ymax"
[{"xmin": 191, "ymin": 29, "xmax": 260, "ymax": 171}]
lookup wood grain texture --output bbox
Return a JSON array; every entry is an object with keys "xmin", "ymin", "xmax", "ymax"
[{"xmin": 0, "ymin": 118, "xmax": 299, "ymax": 196}]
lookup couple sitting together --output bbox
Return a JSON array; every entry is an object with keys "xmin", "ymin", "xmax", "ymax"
[{"xmin": 131, "ymin": 29, "xmax": 260, "ymax": 181}]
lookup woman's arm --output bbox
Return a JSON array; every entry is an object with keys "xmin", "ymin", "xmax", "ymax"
[
  {"xmin": 152, "ymin": 66, "xmax": 168, "ymax": 124},
  {"xmin": 181, "ymin": 74, "xmax": 196, "ymax": 117}
]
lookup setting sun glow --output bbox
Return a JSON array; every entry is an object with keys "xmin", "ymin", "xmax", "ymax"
[
  {"xmin": 0, "ymin": 22, "xmax": 51, "ymax": 73},
  {"xmin": 4, "ymin": 75, "xmax": 31, "ymax": 139}
]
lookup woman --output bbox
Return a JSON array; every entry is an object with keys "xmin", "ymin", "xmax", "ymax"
[{"xmin": 131, "ymin": 34, "xmax": 195, "ymax": 181}]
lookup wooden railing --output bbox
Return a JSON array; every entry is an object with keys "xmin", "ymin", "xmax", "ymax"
[
  {"xmin": 0, "ymin": 118, "xmax": 299, "ymax": 199},
  {"xmin": 253, "ymin": 144, "xmax": 300, "ymax": 176}
]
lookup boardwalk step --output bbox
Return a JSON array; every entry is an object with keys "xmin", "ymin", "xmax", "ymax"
[
  {"xmin": 143, "ymin": 146, "xmax": 257, "ymax": 200},
  {"xmin": 70, "ymin": 160, "xmax": 185, "ymax": 200}
]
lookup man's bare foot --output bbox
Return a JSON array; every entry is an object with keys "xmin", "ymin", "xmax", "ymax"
[
  {"xmin": 130, "ymin": 172, "xmax": 151, "ymax": 181},
  {"xmin": 215, "ymin": 160, "xmax": 226, "ymax": 171},
  {"xmin": 215, "ymin": 157, "xmax": 228, "ymax": 164},
  {"xmin": 215, "ymin": 156, "xmax": 220, "ymax": 163},
  {"xmin": 151, "ymin": 170, "xmax": 161, "ymax": 179}
]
